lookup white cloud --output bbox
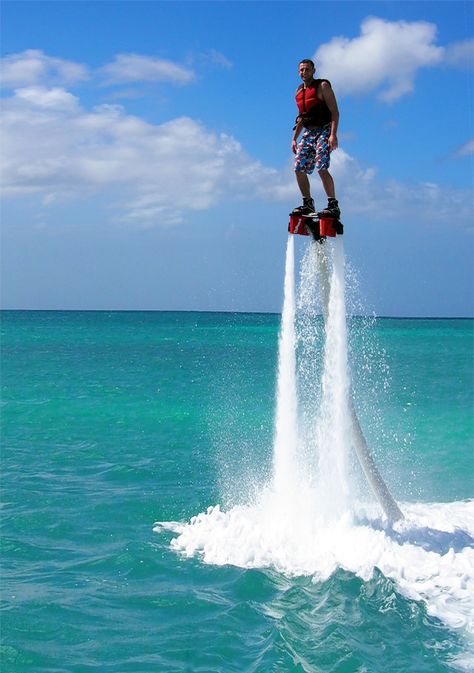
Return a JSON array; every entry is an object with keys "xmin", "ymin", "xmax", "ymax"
[
  {"xmin": 0, "ymin": 49, "xmax": 197, "ymax": 91},
  {"xmin": 0, "ymin": 49, "xmax": 89, "ymax": 88},
  {"xmin": 99, "ymin": 53, "xmax": 195, "ymax": 85},
  {"xmin": 1, "ymin": 86, "xmax": 471, "ymax": 229},
  {"xmin": 327, "ymin": 150, "xmax": 472, "ymax": 224},
  {"xmin": 455, "ymin": 138, "xmax": 474, "ymax": 157},
  {"xmin": 194, "ymin": 49, "xmax": 233, "ymax": 70},
  {"xmin": 254, "ymin": 148, "xmax": 472, "ymax": 227},
  {"xmin": 14, "ymin": 86, "xmax": 80, "ymax": 111},
  {"xmin": 0, "ymin": 87, "xmax": 275, "ymax": 222},
  {"xmin": 315, "ymin": 17, "xmax": 444, "ymax": 101},
  {"xmin": 444, "ymin": 39, "xmax": 474, "ymax": 68}
]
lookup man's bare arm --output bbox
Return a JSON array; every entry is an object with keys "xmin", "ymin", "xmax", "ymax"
[
  {"xmin": 320, "ymin": 81, "xmax": 339, "ymax": 150},
  {"xmin": 292, "ymin": 118, "xmax": 304, "ymax": 153}
]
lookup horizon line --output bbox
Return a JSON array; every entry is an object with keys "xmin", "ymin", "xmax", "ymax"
[{"xmin": 1, "ymin": 308, "xmax": 473, "ymax": 320}]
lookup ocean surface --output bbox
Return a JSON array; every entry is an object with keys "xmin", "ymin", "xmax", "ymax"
[{"xmin": 1, "ymin": 307, "xmax": 473, "ymax": 672}]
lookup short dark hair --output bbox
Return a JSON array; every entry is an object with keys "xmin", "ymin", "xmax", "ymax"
[{"xmin": 299, "ymin": 59, "xmax": 315, "ymax": 68}]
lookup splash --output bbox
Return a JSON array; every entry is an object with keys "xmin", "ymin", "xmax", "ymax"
[
  {"xmin": 272, "ymin": 236, "xmax": 298, "ymax": 499},
  {"xmin": 155, "ymin": 500, "xmax": 474, "ymax": 642},
  {"xmin": 155, "ymin": 236, "xmax": 474, "ymax": 650}
]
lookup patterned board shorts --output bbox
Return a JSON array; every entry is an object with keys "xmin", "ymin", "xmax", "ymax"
[{"xmin": 294, "ymin": 124, "xmax": 331, "ymax": 174}]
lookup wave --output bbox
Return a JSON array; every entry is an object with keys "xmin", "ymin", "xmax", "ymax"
[{"xmin": 155, "ymin": 497, "xmax": 474, "ymax": 643}]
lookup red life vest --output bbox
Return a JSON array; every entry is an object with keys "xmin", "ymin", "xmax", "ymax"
[{"xmin": 295, "ymin": 79, "xmax": 332, "ymax": 128}]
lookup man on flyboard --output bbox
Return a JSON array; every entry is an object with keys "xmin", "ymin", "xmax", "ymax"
[{"xmin": 291, "ymin": 59, "xmax": 340, "ymax": 219}]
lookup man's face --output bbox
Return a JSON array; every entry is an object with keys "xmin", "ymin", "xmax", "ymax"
[{"xmin": 299, "ymin": 62, "xmax": 315, "ymax": 83}]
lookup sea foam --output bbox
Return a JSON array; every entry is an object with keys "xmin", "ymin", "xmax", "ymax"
[{"xmin": 155, "ymin": 498, "xmax": 474, "ymax": 638}]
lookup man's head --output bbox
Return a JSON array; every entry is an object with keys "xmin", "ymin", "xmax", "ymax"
[{"xmin": 299, "ymin": 59, "xmax": 315, "ymax": 84}]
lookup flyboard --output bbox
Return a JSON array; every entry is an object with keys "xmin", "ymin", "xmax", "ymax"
[{"xmin": 288, "ymin": 209, "xmax": 404, "ymax": 522}]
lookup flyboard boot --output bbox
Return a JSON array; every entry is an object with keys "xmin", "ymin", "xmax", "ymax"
[
  {"xmin": 291, "ymin": 197, "xmax": 316, "ymax": 216},
  {"xmin": 317, "ymin": 198, "xmax": 344, "ymax": 235},
  {"xmin": 317, "ymin": 197, "xmax": 340, "ymax": 219},
  {"xmin": 289, "ymin": 198, "xmax": 322, "ymax": 241}
]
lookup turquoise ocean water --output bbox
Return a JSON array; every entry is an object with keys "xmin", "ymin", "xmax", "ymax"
[{"xmin": 1, "ymin": 310, "xmax": 473, "ymax": 672}]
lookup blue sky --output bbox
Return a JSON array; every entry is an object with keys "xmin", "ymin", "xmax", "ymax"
[{"xmin": 1, "ymin": 1, "xmax": 473, "ymax": 316}]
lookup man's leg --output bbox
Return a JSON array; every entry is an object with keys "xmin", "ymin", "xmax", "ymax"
[
  {"xmin": 318, "ymin": 169, "xmax": 335, "ymax": 199},
  {"xmin": 315, "ymin": 128, "xmax": 340, "ymax": 217},
  {"xmin": 296, "ymin": 170, "xmax": 312, "ymax": 199},
  {"xmin": 293, "ymin": 130, "xmax": 317, "ymax": 213},
  {"xmin": 293, "ymin": 171, "xmax": 315, "ymax": 214}
]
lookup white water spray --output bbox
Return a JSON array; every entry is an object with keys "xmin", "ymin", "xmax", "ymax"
[
  {"xmin": 272, "ymin": 236, "xmax": 298, "ymax": 497},
  {"xmin": 271, "ymin": 236, "xmax": 353, "ymax": 519},
  {"xmin": 272, "ymin": 234, "xmax": 402, "ymax": 522},
  {"xmin": 314, "ymin": 239, "xmax": 353, "ymax": 518},
  {"xmin": 317, "ymin": 240, "xmax": 403, "ymax": 521}
]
